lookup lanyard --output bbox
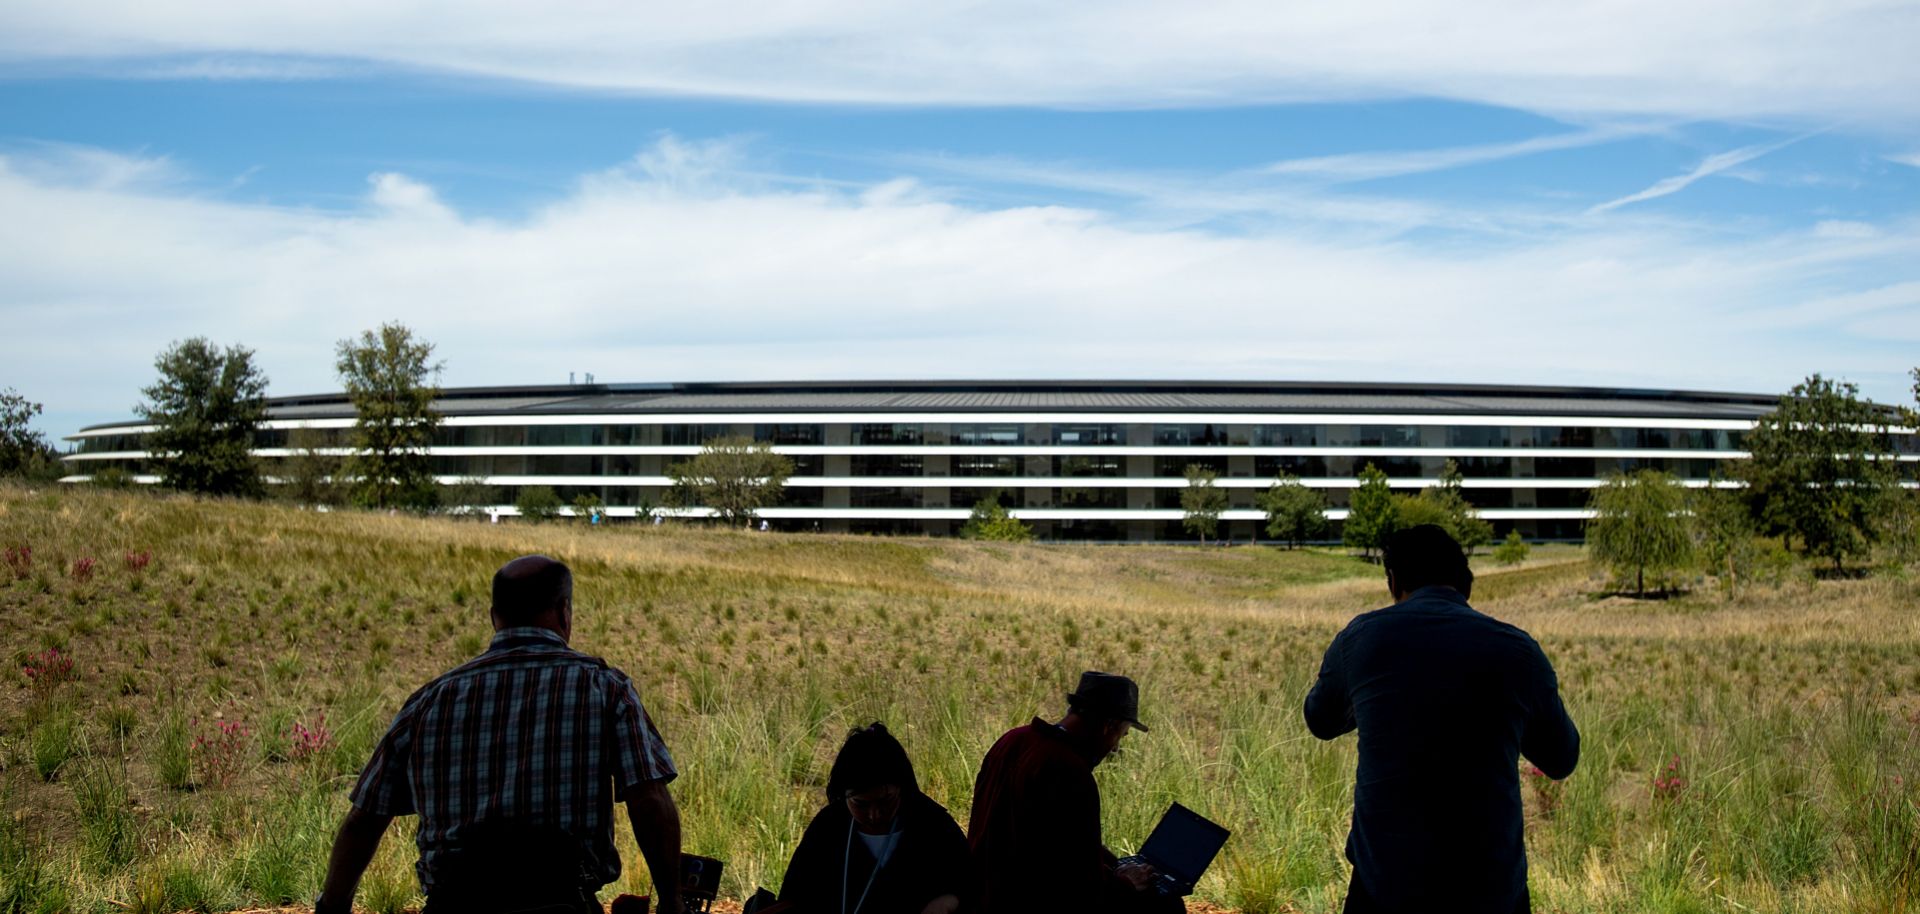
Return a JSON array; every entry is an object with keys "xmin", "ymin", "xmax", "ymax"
[{"xmin": 841, "ymin": 817, "xmax": 900, "ymax": 914}]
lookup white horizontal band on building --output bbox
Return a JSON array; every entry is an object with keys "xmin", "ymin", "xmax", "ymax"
[{"xmin": 64, "ymin": 379, "xmax": 1911, "ymax": 541}]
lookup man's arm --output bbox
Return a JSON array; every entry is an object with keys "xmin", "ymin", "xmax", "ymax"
[
  {"xmin": 1520, "ymin": 642, "xmax": 1580, "ymax": 779},
  {"xmin": 624, "ymin": 779, "xmax": 683, "ymax": 913},
  {"xmin": 314, "ymin": 806, "xmax": 394, "ymax": 914},
  {"xmin": 1303, "ymin": 629, "xmax": 1355, "ymax": 740}
]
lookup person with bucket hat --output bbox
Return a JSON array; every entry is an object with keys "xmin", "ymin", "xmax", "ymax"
[{"xmin": 965, "ymin": 672, "xmax": 1179, "ymax": 914}]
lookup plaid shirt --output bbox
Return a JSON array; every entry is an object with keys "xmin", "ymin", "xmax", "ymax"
[{"xmin": 350, "ymin": 627, "xmax": 676, "ymax": 891}]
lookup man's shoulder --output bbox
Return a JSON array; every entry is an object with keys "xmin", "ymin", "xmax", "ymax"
[{"xmin": 415, "ymin": 644, "xmax": 623, "ymax": 697}]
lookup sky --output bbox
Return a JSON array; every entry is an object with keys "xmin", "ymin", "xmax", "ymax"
[{"xmin": 3, "ymin": 2, "xmax": 1919, "ymax": 439}]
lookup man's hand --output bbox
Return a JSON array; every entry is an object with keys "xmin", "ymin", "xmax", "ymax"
[
  {"xmin": 316, "ymin": 806, "xmax": 394, "ymax": 914},
  {"xmin": 623, "ymin": 780, "xmax": 683, "ymax": 914},
  {"xmin": 1115, "ymin": 860, "xmax": 1158, "ymax": 892}
]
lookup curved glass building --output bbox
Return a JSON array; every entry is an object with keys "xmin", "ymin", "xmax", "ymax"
[{"xmin": 64, "ymin": 379, "xmax": 1808, "ymax": 540}]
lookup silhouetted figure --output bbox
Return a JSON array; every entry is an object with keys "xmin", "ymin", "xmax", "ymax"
[
  {"xmin": 1305, "ymin": 525, "xmax": 1579, "ymax": 913},
  {"xmin": 779, "ymin": 723, "xmax": 971, "ymax": 914},
  {"xmin": 966, "ymin": 672, "xmax": 1180, "ymax": 914},
  {"xmin": 316, "ymin": 555, "xmax": 684, "ymax": 914}
]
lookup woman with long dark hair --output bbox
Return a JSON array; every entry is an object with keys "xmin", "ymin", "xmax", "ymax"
[{"xmin": 778, "ymin": 723, "xmax": 970, "ymax": 914}]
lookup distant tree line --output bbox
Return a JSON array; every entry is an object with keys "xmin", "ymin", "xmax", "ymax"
[{"xmin": 1585, "ymin": 373, "xmax": 1916, "ymax": 595}]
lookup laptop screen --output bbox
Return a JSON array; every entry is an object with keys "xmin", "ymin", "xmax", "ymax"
[{"xmin": 1138, "ymin": 803, "xmax": 1230, "ymax": 883}]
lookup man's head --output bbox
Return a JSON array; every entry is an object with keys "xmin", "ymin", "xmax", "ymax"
[
  {"xmin": 1382, "ymin": 524, "xmax": 1473, "ymax": 602},
  {"xmin": 1062, "ymin": 671, "xmax": 1148, "ymax": 766},
  {"xmin": 490, "ymin": 555, "xmax": 573, "ymax": 639}
]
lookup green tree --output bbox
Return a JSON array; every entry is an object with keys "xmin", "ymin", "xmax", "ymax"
[
  {"xmin": 137, "ymin": 338, "xmax": 269, "ymax": 497},
  {"xmin": 1391, "ymin": 491, "xmax": 1454, "ymax": 530},
  {"xmin": 665, "ymin": 435, "xmax": 795, "ymax": 526},
  {"xmin": 1257, "ymin": 472, "xmax": 1329, "ymax": 548},
  {"xmin": 336, "ymin": 322, "xmax": 442, "ymax": 510},
  {"xmin": 278, "ymin": 428, "xmax": 344, "ymax": 507},
  {"xmin": 0, "ymin": 388, "xmax": 60, "ymax": 480},
  {"xmin": 1344, "ymin": 462, "xmax": 1397, "ymax": 559},
  {"xmin": 1689, "ymin": 481, "xmax": 1765, "ymax": 595},
  {"xmin": 961, "ymin": 491, "xmax": 1033, "ymax": 542},
  {"xmin": 1740, "ymin": 374, "xmax": 1893, "ymax": 572},
  {"xmin": 1492, "ymin": 530, "xmax": 1530, "ymax": 565},
  {"xmin": 515, "ymin": 485, "xmax": 562, "ymax": 522},
  {"xmin": 438, "ymin": 476, "xmax": 498, "ymax": 517},
  {"xmin": 1587, "ymin": 469, "xmax": 1694, "ymax": 596},
  {"xmin": 1428, "ymin": 459, "xmax": 1494, "ymax": 552},
  {"xmin": 1180, "ymin": 465, "xmax": 1228, "ymax": 543}
]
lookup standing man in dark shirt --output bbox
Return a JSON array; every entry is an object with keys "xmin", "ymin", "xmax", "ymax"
[
  {"xmin": 1305, "ymin": 525, "xmax": 1579, "ymax": 914},
  {"xmin": 967, "ymin": 671, "xmax": 1180, "ymax": 914},
  {"xmin": 315, "ymin": 555, "xmax": 683, "ymax": 914}
]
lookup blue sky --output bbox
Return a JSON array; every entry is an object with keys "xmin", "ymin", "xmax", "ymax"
[{"xmin": 3, "ymin": 2, "xmax": 1919, "ymax": 437}]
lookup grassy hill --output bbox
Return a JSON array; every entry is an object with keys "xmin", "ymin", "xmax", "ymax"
[{"xmin": 2, "ymin": 486, "xmax": 1917, "ymax": 913}]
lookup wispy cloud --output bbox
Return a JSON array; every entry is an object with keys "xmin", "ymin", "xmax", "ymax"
[
  {"xmin": 1587, "ymin": 134, "xmax": 1811, "ymax": 214},
  {"xmin": 4, "ymin": 139, "xmax": 1916, "ymax": 437},
  {"xmin": 1262, "ymin": 127, "xmax": 1643, "ymax": 183},
  {"xmin": 0, "ymin": 3, "xmax": 1916, "ymax": 122},
  {"xmin": 1889, "ymin": 153, "xmax": 1920, "ymax": 169}
]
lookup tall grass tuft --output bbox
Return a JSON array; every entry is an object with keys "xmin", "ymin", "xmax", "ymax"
[
  {"xmin": 28, "ymin": 710, "xmax": 76, "ymax": 782},
  {"xmin": 155, "ymin": 712, "xmax": 193, "ymax": 790},
  {"xmin": 72, "ymin": 762, "xmax": 139, "ymax": 872}
]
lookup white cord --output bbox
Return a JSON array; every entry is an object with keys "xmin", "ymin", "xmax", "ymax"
[{"xmin": 841, "ymin": 817, "xmax": 900, "ymax": 914}]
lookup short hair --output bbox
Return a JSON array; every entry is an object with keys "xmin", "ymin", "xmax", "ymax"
[
  {"xmin": 1382, "ymin": 524, "xmax": 1473, "ymax": 598},
  {"xmin": 490, "ymin": 557, "xmax": 573, "ymax": 626},
  {"xmin": 825, "ymin": 722, "xmax": 918, "ymax": 800}
]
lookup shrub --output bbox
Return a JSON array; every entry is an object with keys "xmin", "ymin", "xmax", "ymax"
[
  {"xmin": 1493, "ymin": 530, "xmax": 1530, "ymax": 565},
  {"xmin": 21, "ymin": 647, "xmax": 76, "ymax": 693},
  {"xmin": 194, "ymin": 718, "xmax": 253, "ymax": 788},
  {"xmin": 514, "ymin": 485, "xmax": 563, "ymax": 523},
  {"xmin": 961, "ymin": 493, "xmax": 1032, "ymax": 542}
]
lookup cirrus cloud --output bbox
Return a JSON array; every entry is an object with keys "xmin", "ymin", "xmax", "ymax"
[{"xmin": 1, "ymin": 2, "xmax": 1918, "ymax": 124}]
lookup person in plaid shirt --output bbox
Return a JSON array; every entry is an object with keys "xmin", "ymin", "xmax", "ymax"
[{"xmin": 316, "ymin": 555, "xmax": 683, "ymax": 914}]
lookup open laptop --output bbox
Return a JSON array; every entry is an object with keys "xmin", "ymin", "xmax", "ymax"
[{"xmin": 1117, "ymin": 802, "xmax": 1231, "ymax": 897}]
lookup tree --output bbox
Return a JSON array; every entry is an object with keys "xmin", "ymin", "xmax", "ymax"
[
  {"xmin": 279, "ymin": 428, "xmax": 344, "ymax": 506},
  {"xmin": 961, "ymin": 491, "xmax": 1033, "ymax": 542},
  {"xmin": 1257, "ymin": 473, "xmax": 1329, "ymax": 548},
  {"xmin": 1344, "ymin": 462, "xmax": 1397, "ymax": 560},
  {"xmin": 1492, "ymin": 530, "xmax": 1530, "ymax": 565},
  {"xmin": 515, "ymin": 485, "xmax": 562, "ymax": 522},
  {"xmin": 1739, "ymin": 374, "xmax": 1893, "ymax": 572},
  {"xmin": 1391, "ymin": 460, "xmax": 1492, "ymax": 552},
  {"xmin": 665, "ymin": 435, "xmax": 795, "ymax": 526},
  {"xmin": 0, "ymin": 388, "xmax": 60, "ymax": 480},
  {"xmin": 137, "ymin": 338, "xmax": 269, "ymax": 497},
  {"xmin": 1689, "ymin": 481, "xmax": 1765, "ymax": 595},
  {"xmin": 1180, "ymin": 465, "xmax": 1228, "ymax": 543},
  {"xmin": 438, "ymin": 476, "xmax": 498, "ymax": 517},
  {"xmin": 1430, "ymin": 460, "xmax": 1494, "ymax": 552},
  {"xmin": 336, "ymin": 322, "xmax": 442, "ymax": 511},
  {"xmin": 1586, "ymin": 469, "xmax": 1694, "ymax": 596}
]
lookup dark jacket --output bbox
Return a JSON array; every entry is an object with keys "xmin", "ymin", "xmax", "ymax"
[
  {"xmin": 780, "ymin": 791, "xmax": 971, "ymax": 914},
  {"xmin": 966, "ymin": 720, "xmax": 1139, "ymax": 914},
  {"xmin": 1304, "ymin": 585, "xmax": 1580, "ymax": 914}
]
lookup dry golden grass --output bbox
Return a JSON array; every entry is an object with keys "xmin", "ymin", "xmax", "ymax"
[{"xmin": 2, "ymin": 485, "xmax": 1917, "ymax": 914}]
